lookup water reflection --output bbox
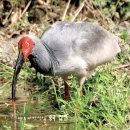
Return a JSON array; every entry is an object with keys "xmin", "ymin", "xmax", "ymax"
[
  {"xmin": 0, "ymin": 100, "xmax": 74, "ymax": 130},
  {"xmin": 13, "ymin": 108, "xmax": 17, "ymax": 130}
]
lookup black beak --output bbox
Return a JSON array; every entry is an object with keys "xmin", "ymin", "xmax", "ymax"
[{"xmin": 12, "ymin": 53, "xmax": 24, "ymax": 107}]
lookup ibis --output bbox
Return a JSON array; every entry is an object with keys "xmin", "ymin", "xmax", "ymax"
[{"xmin": 12, "ymin": 21, "xmax": 121, "ymax": 107}]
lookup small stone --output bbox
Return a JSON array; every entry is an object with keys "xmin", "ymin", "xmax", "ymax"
[
  {"xmin": 3, "ymin": 59, "xmax": 6, "ymax": 63},
  {"xmin": 10, "ymin": 60, "xmax": 13, "ymax": 65}
]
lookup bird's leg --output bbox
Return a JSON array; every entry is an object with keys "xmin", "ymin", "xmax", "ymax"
[
  {"xmin": 64, "ymin": 81, "xmax": 69, "ymax": 101},
  {"xmin": 78, "ymin": 76, "xmax": 86, "ymax": 97},
  {"xmin": 74, "ymin": 76, "xmax": 86, "ymax": 109},
  {"xmin": 78, "ymin": 71, "xmax": 93, "ymax": 97},
  {"xmin": 79, "ymin": 86, "xmax": 83, "ymax": 97}
]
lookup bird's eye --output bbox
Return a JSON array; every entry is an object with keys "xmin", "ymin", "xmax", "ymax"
[{"xmin": 26, "ymin": 42, "xmax": 29, "ymax": 46}]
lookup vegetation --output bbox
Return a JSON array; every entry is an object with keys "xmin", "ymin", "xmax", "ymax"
[{"xmin": 0, "ymin": 0, "xmax": 130, "ymax": 130}]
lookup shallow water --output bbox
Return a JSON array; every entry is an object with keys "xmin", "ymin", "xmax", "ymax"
[
  {"xmin": 0, "ymin": 90, "xmax": 75, "ymax": 130},
  {"xmin": 0, "ymin": 115, "xmax": 74, "ymax": 130}
]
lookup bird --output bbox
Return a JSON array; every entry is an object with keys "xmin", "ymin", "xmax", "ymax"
[{"xmin": 12, "ymin": 21, "xmax": 121, "ymax": 107}]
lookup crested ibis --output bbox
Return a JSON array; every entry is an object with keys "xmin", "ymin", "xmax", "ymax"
[{"xmin": 12, "ymin": 21, "xmax": 121, "ymax": 107}]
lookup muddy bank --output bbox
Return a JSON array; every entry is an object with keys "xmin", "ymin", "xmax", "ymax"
[{"xmin": 0, "ymin": 37, "xmax": 18, "ymax": 66}]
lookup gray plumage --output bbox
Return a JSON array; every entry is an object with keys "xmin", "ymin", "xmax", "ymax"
[{"xmin": 27, "ymin": 21, "xmax": 120, "ymax": 86}]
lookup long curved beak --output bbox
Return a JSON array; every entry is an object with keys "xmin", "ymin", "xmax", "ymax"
[{"xmin": 12, "ymin": 52, "xmax": 24, "ymax": 108}]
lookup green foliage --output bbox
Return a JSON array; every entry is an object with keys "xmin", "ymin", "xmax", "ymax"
[
  {"xmin": 93, "ymin": 0, "xmax": 111, "ymax": 7},
  {"xmin": 120, "ymin": 29, "xmax": 130, "ymax": 43},
  {"xmin": 93, "ymin": 0, "xmax": 130, "ymax": 23},
  {"xmin": 55, "ymin": 68, "xmax": 129, "ymax": 130}
]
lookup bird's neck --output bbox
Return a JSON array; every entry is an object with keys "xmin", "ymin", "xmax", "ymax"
[{"xmin": 29, "ymin": 42, "xmax": 59, "ymax": 75}]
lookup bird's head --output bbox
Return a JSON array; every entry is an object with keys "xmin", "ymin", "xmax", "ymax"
[
  {"xmin": 11, "ymin": 36, "xmax": 35, "ymax": 108},
  {"xmin": 18, "ymin": 36, "xmax": 35, "ymax": 60}
]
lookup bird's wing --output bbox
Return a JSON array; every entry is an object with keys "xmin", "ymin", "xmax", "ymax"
[
  {"xmin": 40, "ymin": 21, "xmax": 120, "ymax": 68},
  {"xmin": 72, "ymin": 23, "xmax": 108, "ymax": 54},
  {"xmin": 40, "ymin": 21, "xmax": 102, "ymax": 53},
  {"xmin": 72, "ymin": 24, "xmax": 120, "ymax": 68}
]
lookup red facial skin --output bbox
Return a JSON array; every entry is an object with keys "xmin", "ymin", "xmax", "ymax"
[{"xmin": 18, "ymin": 36, "xmax": 35, "ymax": 59}]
